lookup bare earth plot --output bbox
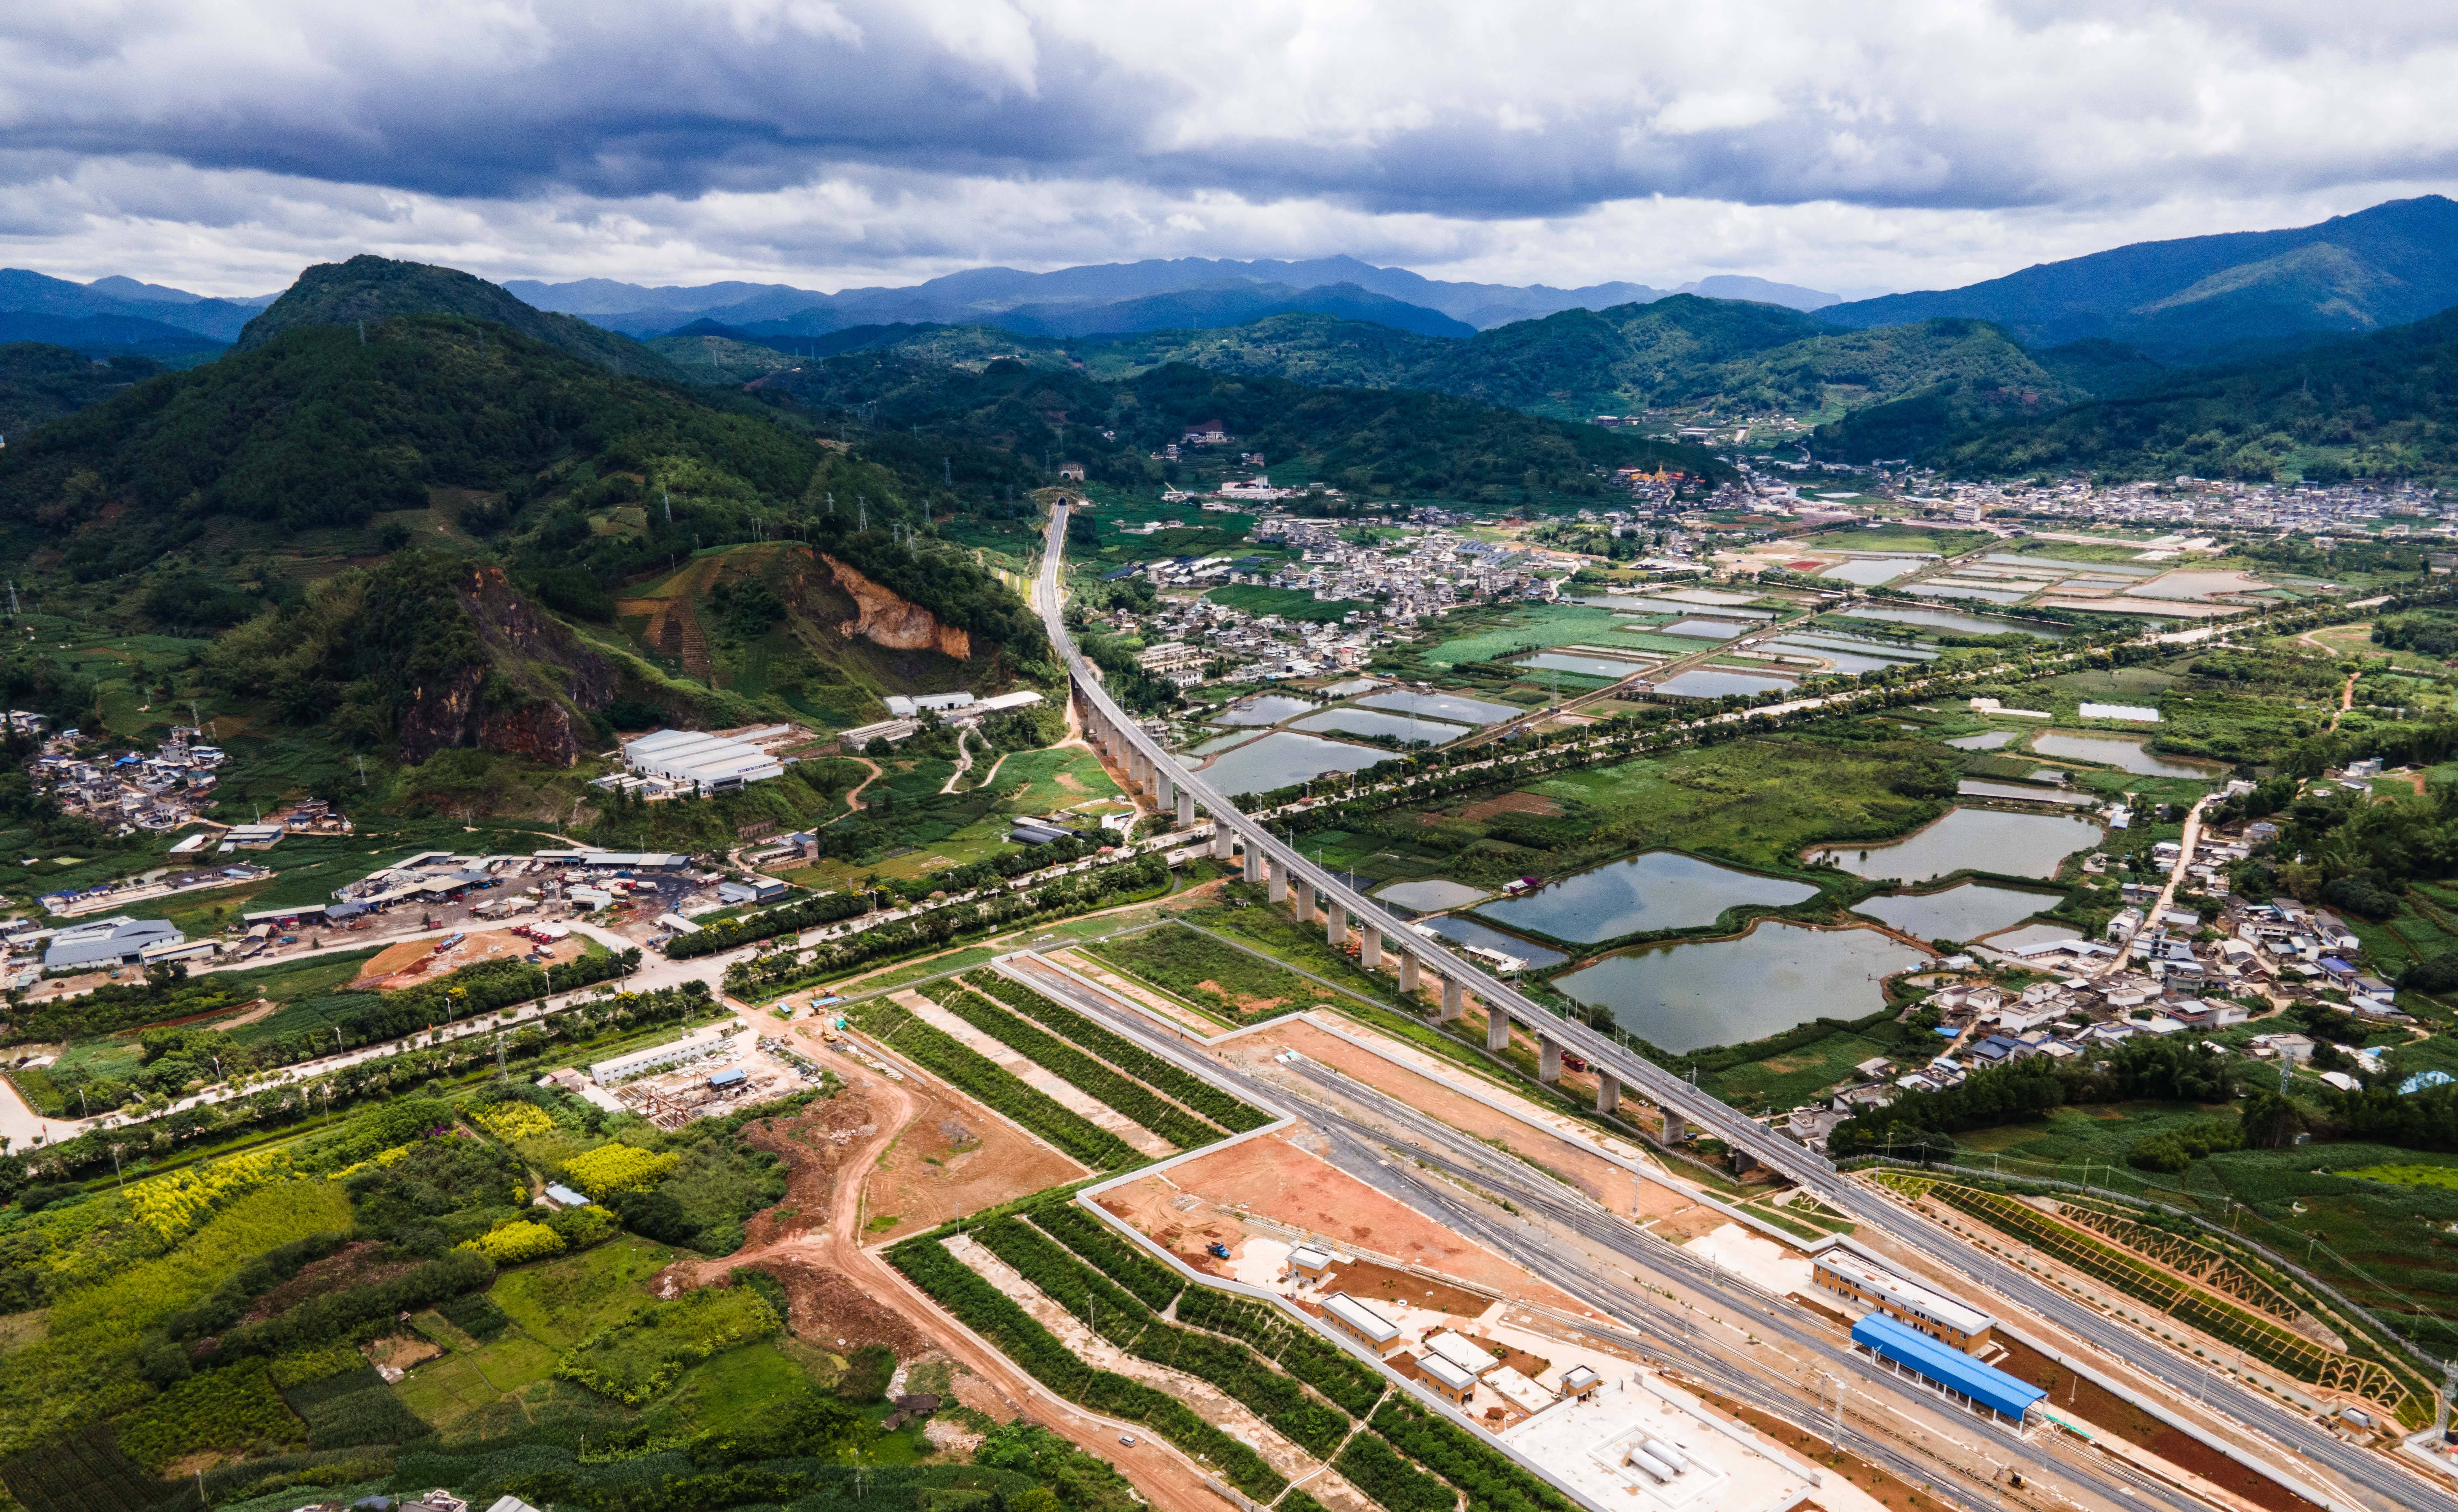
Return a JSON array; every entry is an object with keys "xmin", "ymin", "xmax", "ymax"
[{"xmin": 1100, "ymin": 1130, "xmax": 1591, "ymax": 1313}]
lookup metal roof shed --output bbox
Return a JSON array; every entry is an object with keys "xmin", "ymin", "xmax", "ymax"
[{"xmin": 1851, "ymin": 1314, "xmax": 2043, "ymax": 1423}]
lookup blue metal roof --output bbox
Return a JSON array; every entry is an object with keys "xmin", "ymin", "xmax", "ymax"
[
  {"xmin": 709, "ymin": 1068, "xmax": 748, "ymax": 1087},
  {"xmin": 1852, "ymin": 1313, "xmax": 2043, "ymax": 1420}
]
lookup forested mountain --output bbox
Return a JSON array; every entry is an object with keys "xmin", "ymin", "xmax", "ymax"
[
  {"xmin": 1909, "ymin": 303, "xmax": 2458, "ymax": 482},
  {"xmin": 750, "ymin": 354, "xmax": 1732, "ymax": 502},
  {"xmin": 732, "ymin": 297, "xmax": 2134, "ymax": 431},
  {"xmin": 0, "ymin": 345, "xmax": 164, "ymax": 438},
  {"xmin": 238, "ymin": 256, "xmax": 685, "ymax": 381},
  {"xmin": 1818, "ymin": 195, "xmax": 2458, "ymax": 361}
]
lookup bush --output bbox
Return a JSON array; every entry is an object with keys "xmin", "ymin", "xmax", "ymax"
[
  {"xmin": 1336, "ymin": 1431, "xmax": 1455, "ymax": 1512},
  {"xmin": 471, "ymin": 1102, "xmax": 558, "ymax": 1141},
  {"xmin": 1369, "ymin": 1397, "xmax": 1578, "ymax": 1512},
  {"xmin": 1029, "ymin": 1204, "xmax": 1184, "ymax": 1310},
  {"xmin": 282, "ymin": 1363, "xmax": 434, "ymax": 1449},
  {"xmin": 116, "ymin": 1357, "xmax": 304, "ymax": 1473},
  {"xmin": 562, "ymin": 1145, "xmax": 682, "ymax": 1197},
  {"xmin": 463, "ymin": 1220, "xmax": 565, "ymax": 1265},
  {"xmin": 440, "ymin": 1292, "xmax": 511, "ymax": 1341},
  {"xmin": 2126, "ymin": 1116, "xmax": 2244, "ymax": 1172}
]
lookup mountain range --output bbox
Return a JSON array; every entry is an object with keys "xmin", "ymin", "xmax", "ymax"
[
  {"xmin": 1819, "ymin": 195, "xmax": 2458, "ymax": 361},
  {"xmin": 505, "ymin": 257, "xmax": 1847, "ymax": 340}
]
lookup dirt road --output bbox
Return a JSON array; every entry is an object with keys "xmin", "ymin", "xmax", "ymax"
[{"xmin": 661, "ymin": 1036, "xmax": 1233, "ymax": 1512}]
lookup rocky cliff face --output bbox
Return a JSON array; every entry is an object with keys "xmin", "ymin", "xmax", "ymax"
[
  {"xmin": 821, "ymin": 554, "xmax": 972, "ymax": 660},
  {"xmin": 396, "ymin": 564, "xmax": 617, "ymax": 765}
]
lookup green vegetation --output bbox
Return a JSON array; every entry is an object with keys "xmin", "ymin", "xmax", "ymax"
[
  {"xmin": 2341, "ymin": 1163, "xmax": 2458, "ymax": 1189},
  {"xmin": 0, "ymin": 345, "xmax": 163, "ymax": 438},
  {"xmin": 555, "ymin": 1283, "xmax": 781, "ymax": 1406},
  {"xmin": 1084, "ymin": 921, "xmax": 1323, "ymax": 1020},
  {"xmin": 762, "ymin": 351, "xmax": 1733, "ymax": 509},
  {"xmin": 1918, "ymin": 302, "xmax": 2458, "ymax": 482}
]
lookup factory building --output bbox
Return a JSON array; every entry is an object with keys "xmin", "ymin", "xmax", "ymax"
[
  {"xmin": 621, "ymin": 729, "xmax": 786, "ymax": 795},
  {"xmin": 45, "ymin": 916, "xmax": 183, "ymax": 970}
]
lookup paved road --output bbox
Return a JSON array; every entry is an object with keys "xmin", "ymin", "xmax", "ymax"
[
  {"xmin": 2097, "ymin": 794, "xmax": 2216, "ymax": 981},
  {"xmin": 1004, "ymin": 955, "xmax": 2235, "ymax": 1512},
  {"xmin": 1034, "ymin": 507, "xmax": 2436, "ymax": 1511}
]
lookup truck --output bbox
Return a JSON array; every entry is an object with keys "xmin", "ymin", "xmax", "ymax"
[{"xmin": 1205, "ymin": 1242, "xmax": 1232, "ymax": 1259}]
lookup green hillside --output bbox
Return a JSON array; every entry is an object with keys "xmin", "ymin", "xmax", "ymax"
[
  {"xmin": 238, "ymin": 254, "xmax": 685, "ymax": 382},
  {"xmin": 1818, "ymin": 194, "xmax": 2458, "ymax": 361},
  {"xmin": 754, "ymin": 353, "xmax": 1734, "ymax": 505},
  {"xmin": 757, "ymin": 298, "xmax": 2126, "ymax": 436},
  {"xmin": 1913, "ymin": 304, "xmax": 2458, "ymax": 482},
  {"xmin": 0, "ymin": 344, "xmax": 162, "ymax": 439}
]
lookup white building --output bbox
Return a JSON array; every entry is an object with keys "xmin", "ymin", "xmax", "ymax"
[{"xmin": 622, "ymin": 730, "xmax": 785, "ymax": 795}]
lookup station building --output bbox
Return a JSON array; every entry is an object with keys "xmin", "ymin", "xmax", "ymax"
[
  {"xmin": 1851, "ymin": 1314, "xmax": 2044, "ymax": 1427},
  {"xmin": 1813, "ymin": 1250, "xmax": 1995, "ymax": 1351},
  {"xmin": 1319, "ymin": 1293, "xmax": 1404, "ymax": 1356}
]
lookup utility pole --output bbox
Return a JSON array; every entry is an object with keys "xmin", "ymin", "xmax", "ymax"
[{"xmin": 356, "ymin": 754, "xmax": 367, "ymax": 788}]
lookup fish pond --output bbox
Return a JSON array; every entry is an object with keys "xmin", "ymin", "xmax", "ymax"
[
  {"xmin": 1653, "ymin": 669, "xmax": 1794, "ymax": 699},
  {"xmin": 1474, "ymin": 850, "xmax": 1818, "ymax": 943},
  {"xmin": 1198, "ymin": 731, "xmax": 1391, "ymax": 796},
  {"xmin": 1419, "ymin": 913, "xmax": 1570, "ymax": 969},
  {"xmin": 1213, "ymin": 695, "xmax": 1320, "ymax": 727},
  {"xmin": 1810, "ymin": 806, "xmax": 2102, "ymax": 882},
  {"xmin": 1518, "ymin": 651, "xmax": 1652, "ymax": 680},
  {"xmin": 1820, "ymin": 557, "xmax": 1930, "ymax": 586},
  {"xmin": 1373, "ymin": 878, "xmax": 1491, "ymax": 912},
  {"xmin": 1852, "ymin": 882, "xmax": 2057, "ymax": 942},
  {"xmin": 1357, "ymin": 689, "xmax": 1523, "ymax": 726},
  {"xmin": 1830, "ymin": 607, "xmax": 2069, "ymax": 638},
  {"xmin": 2031, "ymin": 731, "xmax": 2217, "ymax": 777},
  {"xmin": 1555, "ymin": 922, "xmax": 1927, "ymax": 1053},
  {"xmin": 1292, "ymin": 708, "xmax": 1468, "ymax": 745},
  {"xmin": 1944, "ymin": 730, "xmax": 2016, "ymax": 750}
]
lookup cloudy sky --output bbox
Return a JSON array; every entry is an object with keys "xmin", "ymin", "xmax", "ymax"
[{"xmin": 4, "ymin": 0, "xmax": 2456, "ymax": 298}]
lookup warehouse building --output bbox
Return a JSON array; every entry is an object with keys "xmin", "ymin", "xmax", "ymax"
[
  {"xmin": 621, "ymin": 729, "xmax": 785, "ymax": 795},
  {"xmin": 45, "ymin": 915, "xmax": 184, "ymax": 970},
  {"xmin": 1851, "ymin": 1314, "xmax": 2043, "ymax": 1426},
  {"xmin": 1814, "ymin": 1251, "xmax": 1995, "ymax": 1351}
]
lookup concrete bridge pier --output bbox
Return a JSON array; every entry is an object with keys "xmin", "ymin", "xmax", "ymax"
[
  {"xmin": 1177, "ymin": 789, "xmax": 1194, "ymax": 827},
  {"xmin": 1212, "ymin": 822, "xmax": 1234, "ymax": 861},
  {"xmin": 1439, "ymin": 976, "xmax": 1462, "ymax": 1022},
  {"xmin": 1293, "ymin": 877, "xmax": 1316, "ymax": 925},
  {"xmin": 1486, "ymin": 1001, "xmax": 1511, "ymax": 1053},
  {"xmin": 1660, "ymin": 1109, "xmax": 1688, "ymax": 1145},
  {"xmin": 1398, "ymin": 955, "xmax": 1419, "ymax": 994},
  {"xmin": 1267, "ymin": 857, "xmax": 1288, "ymax": 904},
  {"xmin": 1360, "ymin": 930, "xmax": 1381, "ymax": 970},
  {"xmin": 1156, "ymin": 770, "xmax": 1173, "ymax": 811},
  {"xmin": 1243, "ymin": 842, "xmax": 1263, "ymax": 884},
  {"xmin": 1538, "ymin": 1034, "xmax": 1562, "ymax": 1083},
  {"xmin": 1324, "ymin": 901, "xmax": 1345, "ymax": 948},
  {"xmin": 1595, "ymin": 1070, "xmax": 1620, "ymax": 1115}
]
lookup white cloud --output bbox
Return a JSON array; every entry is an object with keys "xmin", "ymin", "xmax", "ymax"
[{"xmin": 0, "ymin": 1, "xmax": 2450, "ymax": 296}]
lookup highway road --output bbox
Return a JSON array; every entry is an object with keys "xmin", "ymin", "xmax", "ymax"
[
  {"xmin": 1031, "ymin": 506, "xmax": 2441, "ymax": 1512},
  {"xmin": 1003, "ymin": 953, "xmax": 2233, "ymax": 1512}
]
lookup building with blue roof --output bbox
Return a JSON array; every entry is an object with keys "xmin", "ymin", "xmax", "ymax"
[{"xmin": 1851, "ymin": 1313, "xmax": 2043, "ymax": 1425}]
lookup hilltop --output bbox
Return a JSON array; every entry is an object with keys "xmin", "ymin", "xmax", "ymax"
[{"xmin": 237, "ymin": 255, "xmax": 686, "ymax": 381}]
